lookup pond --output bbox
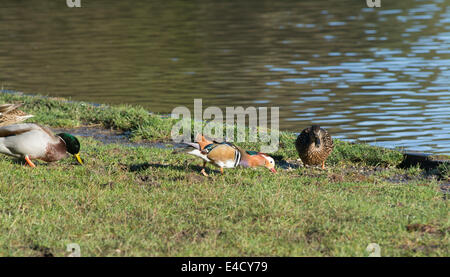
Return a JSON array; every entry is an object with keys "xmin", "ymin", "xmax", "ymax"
[{"xmin": 0, "ymin": 0, "xmax": 449, "ymax": 153}]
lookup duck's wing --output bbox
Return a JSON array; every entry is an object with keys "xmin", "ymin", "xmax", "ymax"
[
  {"xmin": 295, "ymin": 127, "xmax": 311, "ymax": 150},
  {"xmin": 207, "ymin": 143, "xmax": 241, "ymax": 165},
  {"xmin": 322, "ymin": 129, "xmax": 334, "ymax": 150},
  {"xmin": 173, "ymin": 141, "xmax": 211, "ymax": 161},
  {"xmin": 0, "ymin": 123, "xmax": 47, "ymax": 138}
]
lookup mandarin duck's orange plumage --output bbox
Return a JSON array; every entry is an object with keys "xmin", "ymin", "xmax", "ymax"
[
  {"xmin": 183, "ymin": 134, "xmax": 276, "ymax": 176},
  {"xmin": 295, "ymin": 125, "xmax": 334, "ymax": 169}
]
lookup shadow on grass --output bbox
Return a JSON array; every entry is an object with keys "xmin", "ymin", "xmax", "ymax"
[
  {"xmin": 129, "ymin": 154, "xmax": 299, "ymax": 173},
  {"xmin": 128, "ymin": 162, "xmax": 221, "ymax": 175},
  {"xmin": 6, "ymin": 156, "xmax": 82, "ymax": 168}
]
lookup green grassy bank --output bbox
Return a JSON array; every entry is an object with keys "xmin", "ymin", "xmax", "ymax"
[{"xmin": 0, "ymin": 92, "xmax": 448, "ymax": 256}]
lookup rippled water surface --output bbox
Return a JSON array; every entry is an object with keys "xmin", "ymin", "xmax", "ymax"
[{"xmin": 1, "ymin": 0, "xmax": 449, "ymax": 153}]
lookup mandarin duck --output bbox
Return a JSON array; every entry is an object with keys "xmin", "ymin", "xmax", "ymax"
[
  {"xmin": 295, "ymin": 125, "xmax": 334, "ymax": 169},
  {"xmin": 0, "ymin": 123, "xmax": 84, "ymax": 167},
  {"xmin": 183, "ymin": 134, "xmax": 276, "ymax": 176},
  {"xmin": 0, "ymin": 103, "xmax": 34, "ymax": 127}
]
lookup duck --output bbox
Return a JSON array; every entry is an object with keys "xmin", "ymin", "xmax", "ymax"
[
  {"xmin": 295, "ymin": 125, "xmax": 334, "ymax": 169},
  {"xmin": 0, "ymin": 123, "xmax": 84, "ymax": 167},
  {"xmin": 0, "ymin": 103, "xmax": 34, "ymax": 127},
  {"xmin": 183, "ymin": 134, "xmax": 277, "ymax": 176}
]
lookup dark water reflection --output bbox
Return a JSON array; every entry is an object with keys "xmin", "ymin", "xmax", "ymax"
[{"xmin": 0, "ymin": 0, "xmax": 449, "ymax": 153}]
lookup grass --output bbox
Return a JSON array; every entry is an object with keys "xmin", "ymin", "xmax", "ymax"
[
  {"xmin": 0, "ymin": 92, "xmax": 448, "ymax": 257},
  {"xmin": 438, "ymin": 163, "xmax": 450, "ymax": 181}
]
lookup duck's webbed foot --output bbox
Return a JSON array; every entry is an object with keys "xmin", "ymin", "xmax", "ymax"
[{"xmin": 24, "ymin": 155, "xmax": 36, "ymax": 168}]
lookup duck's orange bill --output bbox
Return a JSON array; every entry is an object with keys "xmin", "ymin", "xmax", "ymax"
[
  {"xmin": 74, "ymin": 153, "xmax": 84, "ymax": 165},
  {"xmin": 270, "ymin": 168, "xmax": 277, "ymax": 173}
]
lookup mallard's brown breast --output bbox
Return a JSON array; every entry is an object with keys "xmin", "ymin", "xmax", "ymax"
[{"xmin": 41, "ymin": 140, "xmax": 68, "ymax": 162}]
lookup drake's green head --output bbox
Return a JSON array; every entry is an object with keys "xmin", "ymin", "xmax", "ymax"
[{"xmin": 57, "ymin": 133, "xmax": 83, "ymax": 165}]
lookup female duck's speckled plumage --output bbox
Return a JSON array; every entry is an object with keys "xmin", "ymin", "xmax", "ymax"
[
  {"xmin": 0, "ymin": 123, "xmax": 83, "ymax": 167},
  {"xmin": 0, "ymin": 103, "xmax": 34, "ymax": 127},
  {"xmin": 295, "ymin": 125, "xmax": 334, "ymax": 168}
]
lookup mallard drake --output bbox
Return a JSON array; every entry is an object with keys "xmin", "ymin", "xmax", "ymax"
[
  {"xmin": 183, "ymin": 134, "xmax": 276, "ymax": 176},
  {"xmin": 0, "ymin": 123, "xmax": 84, "ymax": 167},
  {"xmin": 0, "ymin": 103, "xmax": 34, "ymax": 127},
  {"xmin": 295, "ymin": 125, "xmax": 334, "ymax": 169}
]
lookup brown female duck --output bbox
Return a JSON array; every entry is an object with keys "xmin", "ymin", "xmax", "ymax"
[
  {"xmin": 0, "ymin": 103, "xmax": 34, "ymax": 127},
  {"xmin": 295, "ymin": 125, "xmax": 334, "ymax": 169}
]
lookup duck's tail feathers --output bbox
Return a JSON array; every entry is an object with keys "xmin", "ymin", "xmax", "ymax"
[
  {"xmin": 183, "ymin": 142, "xmax": 201, "ymax": 150},
  {"xmin": 16, "ymin": 115, "xmax": 34, "ymax": 121},
  {"xmin": 172, "ymin": 143, "xmax": 210, "ymax": 162},
  {"xmin": 171, "ymin": 142, "xmax": 200, "ymax": 154}
]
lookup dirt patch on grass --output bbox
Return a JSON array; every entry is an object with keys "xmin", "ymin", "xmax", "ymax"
[
  {"xmin": 328, "ymin": 173, "xmax": 345, "ymax": 183},
  {"xmin": 169, "ymin": 173, "xmax": 207, "ymax": 184},
  {"xmin": 400, "ymin": 241, "xmax": 442, "ymax": 254},
  {"xmin": 406, "ymin": 224, "xmax": 446, "ymax": 236},
  {"xmin": 184, "ymin": 173, "xmax": 207, "ymax": 183},
  {"xmin": 304, "ymin": 228, "xmax": 324, "ymax": 244},
  {"xmin": 118, "ymin": 163, "xmax": 129, "ymax": 171},
  {"xmin": 136, "ymin": 175, "xmax": 161, "ymax": 188},
  {"xmin": 100, "ymin": 182, "xmax": 115, "ymax": 189},
  {"xmin": 30, "ymin": 244, "xmax": 54, "ymax": 257},
  {"xmin": 172, "ymin": 229, "xmax": 211, "ymax": 243},
  {"xmin": 291, "ymin": 164, "xmax": 438, "ymax": 186}
]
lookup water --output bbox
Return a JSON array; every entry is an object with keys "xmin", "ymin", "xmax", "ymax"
[{"xmin": 1, "ymin": 0, "xmax": 449, "ymax": 154}]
